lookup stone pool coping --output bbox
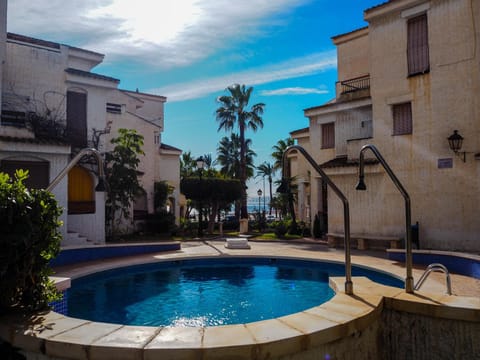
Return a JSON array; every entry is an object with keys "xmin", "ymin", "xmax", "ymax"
[
  {"xmin": 1, "ymin": 274, "xmax": 479, "ymax": 359},
  {"xmin": 387, "ymin": 249, "xmax": 480, "ymax": 279}
]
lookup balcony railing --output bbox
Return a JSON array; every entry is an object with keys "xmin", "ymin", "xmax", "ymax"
[{"xmin": 340, "ymin": 75, "xmax": 370, "ymax": 94}]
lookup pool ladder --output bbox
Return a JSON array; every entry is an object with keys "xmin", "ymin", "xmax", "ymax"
[{"xmin": 414, "ymin": 263, "xmax": 452, "ymax": 295}]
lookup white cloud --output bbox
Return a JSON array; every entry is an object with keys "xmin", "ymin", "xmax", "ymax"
[
  {"xmin": 260, "ymin": 87, "xmax": 329, "ymax": 96},
  {"xmin": 149, "ymin": 51, "xmax": 336, "ymax": 101},
  {"xmin": 7, "ymin": 0, "xmax": 310, "ymax": 68}
]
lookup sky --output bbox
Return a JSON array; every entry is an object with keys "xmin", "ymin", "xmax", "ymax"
[{"xmin": 6, "ymin": 0, "xmax": 381, "ymax": 197}]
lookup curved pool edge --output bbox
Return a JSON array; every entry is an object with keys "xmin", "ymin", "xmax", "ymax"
[
  {"xmin": 387, "ymin": 249, "xmax": 480, "ymax": 279},
  {"xmin": 50, "ymin": 242, "xmax": 181, "ymax": 267},
  {"xmin": 1, "ymin": 277, "xmax": 479, "ymax": 360}
]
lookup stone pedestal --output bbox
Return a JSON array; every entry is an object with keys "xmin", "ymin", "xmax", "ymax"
[{"xmin": 239, "ymin": 219, "xmax": 249, "ymax": 234}]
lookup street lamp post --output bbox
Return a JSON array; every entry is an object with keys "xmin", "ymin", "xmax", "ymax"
[
  {"xmin": 197, "ymin": 156, "xmax": 205, "ymax": 237},
  {"xmin": 257, "ymin": 189, "xmax": 262, "ymax": 219}
]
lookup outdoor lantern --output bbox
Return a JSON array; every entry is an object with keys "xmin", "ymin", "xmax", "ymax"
[
  {"xmin": 447, "ymin": 130, "xmax": 466, "ymax": 162},
  {"xmin": 257, "ymin": 189, "xmax": 262, "ymax": 197},
  {"xmin": 196, "ymin": 156, "xmax": 205, "ymax": 170}
]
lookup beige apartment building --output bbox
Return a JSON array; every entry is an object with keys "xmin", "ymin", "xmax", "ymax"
[
  {"xmin": 0, "ymin": 5, "xmax": 182, "ymax": 245},
  {"xmin": 290, "ymin": 0, "xmax": 480, "ymax": 251}
]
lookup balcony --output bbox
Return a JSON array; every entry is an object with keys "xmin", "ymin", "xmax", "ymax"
[{"xmin": 337, "ymin": 75, "xmax": 370, "ymax": 102}]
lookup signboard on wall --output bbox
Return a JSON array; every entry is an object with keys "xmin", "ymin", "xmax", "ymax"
[{"xmin": 438, "ymin": 158, "xmax": 453, "ymax": 169}]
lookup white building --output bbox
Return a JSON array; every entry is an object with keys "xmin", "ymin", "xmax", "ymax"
[{"xmin": 0, "ymin": 6, "xmax": 182, "ymax": 245}]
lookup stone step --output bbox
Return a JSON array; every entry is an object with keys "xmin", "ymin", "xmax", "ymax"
[{"xmin": 64, "ymin": 231, "xmax": 91, "ymax": 247}]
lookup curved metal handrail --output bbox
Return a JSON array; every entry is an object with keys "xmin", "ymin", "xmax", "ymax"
[
  {"xmin": 282, "ymin": 145, "xmax": 353, "ymax": 295},
  {"xmin": 356, "ymin": 144, "xmax": 414, "ymax": 293},
  {"xmin": 414, "ymin": 263, "xmax": 452, "ymax": 295},
  {"xmin": 46, "ymin": 148, "xmax": 105, "ymax": 192}
]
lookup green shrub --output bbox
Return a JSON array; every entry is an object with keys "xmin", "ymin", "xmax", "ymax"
[
  {"xmin": 274, "ymin": 222, "xmax": 288, "ymax": 238},
  {"xmin": 0, "ymin": 170, "xmax": 63, "ymax": 312},
  {"xmin": 145, "ymin": 210, "xmax": 176, "ymax": 234}
]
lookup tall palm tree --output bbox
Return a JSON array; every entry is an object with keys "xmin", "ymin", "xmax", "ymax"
[
  {"xmin": 256, "ymin": 162, "xmax": 275, "ymax": 215},
  {"xmin": 272, "ymin": 137, "xmax": 295, "ymax": 171},
  {"xmin": 217, "ymin": 134, "xmax": 256, "ymax": 179},
  {"xmin": 216, "ymin": 84, "xmax": 265, "ymax": 219}
]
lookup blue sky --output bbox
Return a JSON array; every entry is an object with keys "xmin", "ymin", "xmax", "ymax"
[{"xmin": 7, "ymin": 0, "xmax": 381, "ymax": 196}]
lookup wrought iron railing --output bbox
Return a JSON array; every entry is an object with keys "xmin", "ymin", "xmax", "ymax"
[{"xmin": 340, "ymin": 75, "xmax": 370, "ymax": 94}]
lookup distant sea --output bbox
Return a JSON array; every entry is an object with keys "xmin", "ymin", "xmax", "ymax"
[{"xmin": 247, "ymin": 196, "xmax": 270, "ymax": 214}]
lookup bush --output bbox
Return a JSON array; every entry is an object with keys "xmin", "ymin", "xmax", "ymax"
[
  {"xmin": 288, "ymin": 221, "xmax": 300, "ymax": 235},
  {"xmin": 274, "ymin": 222, "xmax": 288, "ymax": 238},
  {"xmin": 145, "ymin": 210, "xmax": 176, "ymax": 234},
  {"xmin": 0, "ymin": 170, "xmax": 63, "ymax": 312}
]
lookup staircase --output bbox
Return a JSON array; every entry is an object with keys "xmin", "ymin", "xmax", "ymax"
[{"xmin": 64, "ymin": 231, "xmax": 92, "ymax": 247}]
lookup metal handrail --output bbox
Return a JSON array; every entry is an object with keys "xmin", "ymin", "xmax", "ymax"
[
  {"xmin": 46, "ymin": 148, "xmax": 105, "ymax": 192},
  {"xmin": 356, "ymin": 144, "xmax": 414, "ymax": 293},
  {"xmin": 414, "ymin": 263, "xmax": 452, "ymax": 295},
  {"xmin": 282, "ymin": 145, "xmax": 353, "ymax": 295}
]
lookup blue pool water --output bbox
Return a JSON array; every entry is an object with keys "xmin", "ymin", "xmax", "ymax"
[{"xmin": 67, "ymin": 257, "xmax": 403, "ymax": 327}]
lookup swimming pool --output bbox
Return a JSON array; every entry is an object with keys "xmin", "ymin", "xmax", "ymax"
[{"xmin": 67, "ymin": 257, "xmax": 403, "ymax": 326}]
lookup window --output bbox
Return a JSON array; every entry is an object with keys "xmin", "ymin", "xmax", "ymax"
[
  {"xmin": 321, "ymin": 123, "xmax": 335, "ymax": 149},
  {"xmin": 68, "ymin": 165, "xmax": 95, "ymax": 214},
  {"xmin": 407, "ymin": 14, "xmax": 429, "ymax": 76},
  {"xmin": 106, "ymin": 103, "xmax": 122, "ymax": 114},
  {"xmin": 66, "ymin": 91, "xmax": 87, "ymax": 148},
  {"xmin": 0, "ymin": 160, "xmax": 49, "ymax": 189},
  {"xmin": 1, "ymin": 110, "xmax": 27, "ymax": 127},
  {"xmin": 392, "ymin": 103, "xmax": 412, "ymax": 135}
]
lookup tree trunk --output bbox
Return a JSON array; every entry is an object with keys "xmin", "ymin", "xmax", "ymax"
[{"xmin": 239, "ymin": 120, "xmax": 248, "ymax": 219}]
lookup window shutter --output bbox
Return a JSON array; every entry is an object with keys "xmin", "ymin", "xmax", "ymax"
[
  {"xmin": 66, "ymin": 91, "xmax": 88, "ymax": 148},
  {"xmin": 393, "ymin": 103, "xmax": 412, "ymax": 135},
  {"xmin": 407, "ymin": 14, "xmax": 429, "ymax": 75},
  {"xmin": 321, "ymin": 123, "xmax": 335, "ymax": 149}
]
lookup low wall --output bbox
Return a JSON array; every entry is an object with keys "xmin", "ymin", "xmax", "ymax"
[{"xmin": 50, "ymin": 242, "xmax": 181, "ymax": 267}]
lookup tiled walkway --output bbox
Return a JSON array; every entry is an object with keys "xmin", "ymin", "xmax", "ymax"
[{"xmin": 53, "ymin": 240, "xmax": 480, "ymax": 298}]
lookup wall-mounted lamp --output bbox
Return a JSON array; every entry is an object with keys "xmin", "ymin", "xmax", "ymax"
[{"xmin": 447, "ymin": 130, "xmax": 466, "ymax": 162}]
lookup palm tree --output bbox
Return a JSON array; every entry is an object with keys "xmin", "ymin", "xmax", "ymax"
[
  {"xmin": 272, "ymin": 137, "xmax": 295, "ymax": 171},
  {"xmin": 217, "ymin": 134, "xmax": 256, "ymax": 178},
  {"xmin": 216, "ymin": 84, "xmax": 265, "ymax": 219},
  {"xmin": 180, "ymin": 151, "xmax": 196, "ymax": 179},
  {"xmin": 256, "ymin": 162, "xmax": 275, "ymax": 215}
]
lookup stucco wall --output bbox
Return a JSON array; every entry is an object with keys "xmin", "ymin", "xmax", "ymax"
[{"xmin": 365, "ymin": 0, "xmax": 480, "ymax": 250}]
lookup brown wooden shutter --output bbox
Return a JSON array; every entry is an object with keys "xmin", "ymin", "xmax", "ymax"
[
  {"xmin": 393, "ymin": 103, "xmax": 412, "ymax": 135},
  {"xmin": 66, "ymin": 91, "xmax": 88, "ymax": 148},
  {"xmin": 321, "ymin": 123, "xmax": 335, "ymax": 149},
  {"xmin": 407, "ymin": 14, "xmax": 429, "ymax": 75}
]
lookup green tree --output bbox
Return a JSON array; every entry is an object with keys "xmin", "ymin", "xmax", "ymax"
[
  {"xmin": 216, "ymin": 84, "xmax": 265, "ymax": 219},
  {"xmin": 105, "ymin": 128, "xmax": 145, "ymax": 239},
  {"xmin": 272, "ymin": 137, "xmax": 295, "ymax": 171},
  {"xmin": 181, "ymin": 177, "xmax": 243, "ymax": 233},
  {"xmin": 180, "ymin": 151, "xmax": 196, "ymax": 179},
  {"xmin": 0, "ymin": 170, "xmax": 62, "ymax": 312},
  {"xmin": 217, "ymin": 134, "xmax": 256, "ymax": 179},
  {"xmin": 256, "ymin": 162, "xmax": 275, "ymax": 215}
]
